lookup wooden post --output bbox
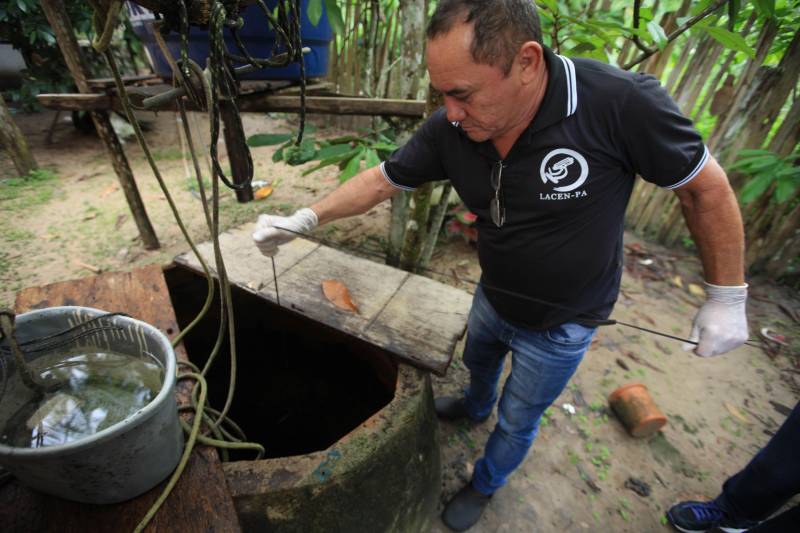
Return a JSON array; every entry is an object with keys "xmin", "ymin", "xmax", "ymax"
[
  {"xmin": 220, "ymin": 101, "xmax": 254, "ymax": 203},
  {"xmin": 40, "ymin": 0, "xmax": 160, "ymax": 250},
  {"xmin": 0, "ymin": 93, "xmax": 38, "ymax": 176}
]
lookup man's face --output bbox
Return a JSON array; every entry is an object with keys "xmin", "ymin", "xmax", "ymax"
[{"xmin": 426, "ymin": 22, "xmax": 526, "ymax": 143}]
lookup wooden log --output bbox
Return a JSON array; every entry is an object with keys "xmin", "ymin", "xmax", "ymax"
[
  {"xmin": 87, "ymin": 74, "xmax": 161, "ymax": 89},
  {"xmin": 0, "ymin": 93, "xmax": 37, "ymax": 176},
  {"xmin": 1, "ymin": 265, "xmax": 241, "ymax": 532},
  {"xmin": 236, "ymin": 95, "xmax": 426, "ymax": 117},
  {"xmin": 39, "ymin": 0, "xmax": 160, "ymax": 251},
  {"xmin": 36, "ymin": 93, "xmax": 112, "ymax": 111},
  {"xmin": 38, "ymin": 91, "xmax": 428, "ymax": 118}
]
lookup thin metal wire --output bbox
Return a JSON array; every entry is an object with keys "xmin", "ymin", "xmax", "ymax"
[
  {"xmin": 271, "ymin": 256, "xmax": 281, "ymax": 306},
  {"xmin": 266, "ymin": 225, "xmax": 762, "ymax": 349}
]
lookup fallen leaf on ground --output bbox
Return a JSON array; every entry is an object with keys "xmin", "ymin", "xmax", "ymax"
[
  {"xmin": 687, "ymin": 283, "xmax": 706, "ymax": 298},
  {"xmin": 724, "ymin": 401, "xmax": 749, "ymax": 424},
  {"xmin": 671, "ymin": 275, "xmax": 683, "ymax": 288},
  {"xmin": 254, "ymin": 185, "xmax": 274, "ymax": 200},
  {"xmin": 100, "ymin": 184, "xmax": 119, "ymax": 198},
  {"xmin": 321, "ymin": 279, "xmax": 359, "ymax": 313}
]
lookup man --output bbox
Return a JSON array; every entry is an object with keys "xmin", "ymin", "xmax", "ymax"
[
  {"xmin": 666, "ymin": 401, "xmax": 800, "ymax": 533},
  {"xmin": 252, "ymin": 0, "xmax": 749, "ymax": 530}
]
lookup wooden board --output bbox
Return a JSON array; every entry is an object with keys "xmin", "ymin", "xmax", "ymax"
[
  {"xmin": 174, "ymin": 226, "xmax": 473, "ymax": 375},
  {"xmin": 0, "ymin": 264, "xmax": 241, "ymax": 533}
]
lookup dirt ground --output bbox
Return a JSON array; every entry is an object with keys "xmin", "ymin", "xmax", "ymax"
[{"xmin": 2, "ymin": 109, "xmax": 799, "ymax": 532}]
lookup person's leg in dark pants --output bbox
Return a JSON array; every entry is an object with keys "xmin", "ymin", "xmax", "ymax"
[
  {"xmin": 667, "ymin": 401, "xmax": 800, "ymax": 532},
  {"xmin": 747, "ymin": 505, "xmax": 800, "ymax": 533},
  {"xmin": 716, "ymin": 401, "xmax": 800, "ymax": 522}
]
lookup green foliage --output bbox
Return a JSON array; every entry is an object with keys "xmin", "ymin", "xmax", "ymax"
[
  {"xmin": 306, "ymin": 0, "xmax": 344, "ymax": 35},
  {"xmin": 250, "ymin": 127, "xmax": 399, "ymax": 183},
  {"xmin": 730, "ymin": 149, "xmax": 800, "ymax": 204},
  {"xmin": 0, "ymin": 1, "xmax": 96, "ymax": 111},
  {"xmin": 703, "ymin": 26, "xmax": 756, "ymax": 58},
  {"xmin": 246, "ymin": 133, "xmax": 294, "ymax": 147}
]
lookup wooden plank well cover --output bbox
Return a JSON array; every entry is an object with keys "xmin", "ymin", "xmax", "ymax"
[{"xmin": 173, "ymin": 225, "xmax": 473, "ymax": 375}]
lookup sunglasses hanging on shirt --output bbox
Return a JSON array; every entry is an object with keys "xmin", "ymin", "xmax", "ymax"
[{"xmin": 490, "ymin": 161, "xmax": 506, "ymax": 228}]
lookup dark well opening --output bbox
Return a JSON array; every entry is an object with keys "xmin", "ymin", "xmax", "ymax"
[{"xmin": 164, "ymin": 265, "xmax": 398, "ymax": 459}]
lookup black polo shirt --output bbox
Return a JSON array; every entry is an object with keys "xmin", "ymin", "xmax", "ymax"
[{"xmin": 380, "ymin": 46, "xmax": 708, "ymax": 330}]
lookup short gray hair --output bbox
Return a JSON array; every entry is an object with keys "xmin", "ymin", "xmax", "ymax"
[{"xmin": 427, "ymin": 0, "xmax": 543, "ymax": 75}]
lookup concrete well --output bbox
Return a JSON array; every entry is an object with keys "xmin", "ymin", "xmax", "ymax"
[
  {"xmin": 165, "ymin": 266, "xmax": 442, "ymax": 532},
  {"xmin": 224, "ymin": 364, "xmax": 441, "ymax": 533}
]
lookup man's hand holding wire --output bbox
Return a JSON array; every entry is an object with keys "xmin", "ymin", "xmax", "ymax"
[
  {"xmin": 684, "ymin": 282, "xmax": 749, "ymax": 357},
  {"xmin": 252, "ymin": 208, "xmax": 318, "ymax": 257}
]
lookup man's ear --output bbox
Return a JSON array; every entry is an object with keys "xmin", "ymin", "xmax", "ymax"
[{"xmin": 517, "ymin": 41, "xmax": 543, "ymax": 84}]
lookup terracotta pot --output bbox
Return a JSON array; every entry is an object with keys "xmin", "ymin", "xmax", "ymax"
[{"xmin": 608, "ymin": 383, "xmax": 667, "ymax": 438}]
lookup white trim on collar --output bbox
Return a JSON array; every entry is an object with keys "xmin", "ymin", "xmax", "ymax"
[{"xmin": 556, "ymin": 54, "xmax": 578, "ymax": 117}]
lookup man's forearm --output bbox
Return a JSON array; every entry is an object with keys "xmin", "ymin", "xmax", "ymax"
[
  {"xmin": 675, "ymin": 157, "xmax": 745, "ymax": 285},
  {"xmin": 310, "ymin": 166, "xmax": 399, "ymax": 226}
]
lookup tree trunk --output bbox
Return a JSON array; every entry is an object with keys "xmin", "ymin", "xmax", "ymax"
[
  {"xmin": 0, "ymin": 94, "xmax": 38, "ymax": 176},
  {"xmin": 397, "ymin": 0, "xmax": 426, "ymax": 101},
  {"xmin": 40, "ymin": 0, "xmax": 159, "ymax": 250},
  {"xmin": 363, "ymin": 0, "xmax": 380, "ymax": 97},
  {"xmin": 386, "ymin": 0, "xmax": 427, "ymax": 267},
  {"xmin": 400, "ymin": 182, "xmax": 434, "ymax": 271}
]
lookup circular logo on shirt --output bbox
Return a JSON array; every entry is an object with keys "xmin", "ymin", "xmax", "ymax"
[{"xmin": 540, "ymin": 148, "xmax": 589, "ymax": 192}]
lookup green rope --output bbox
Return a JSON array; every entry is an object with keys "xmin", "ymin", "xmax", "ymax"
[
  {"xmin": 0, "ymin": 310, "xmax": 55, "ymax": 394},
  {"xmin": 88, "ymin": 1, "xmax": 309, "ymax": 528},
  {"xmin": 132, "ymin": 371, "xmax": 207, "ymax": 533}
]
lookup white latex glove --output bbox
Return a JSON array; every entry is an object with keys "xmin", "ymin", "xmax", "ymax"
[
  {"xmin": 683, "ymin": 282, "xmax": 749, "ymax": 357},
  {"xmin": 252, "ymin": 207, "xmax": 318, "ymax": 257}
]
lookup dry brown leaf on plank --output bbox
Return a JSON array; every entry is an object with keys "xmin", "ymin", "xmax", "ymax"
[{"xmin": 321, "ymin": 279, "xmax": 359, "ymax": 313}]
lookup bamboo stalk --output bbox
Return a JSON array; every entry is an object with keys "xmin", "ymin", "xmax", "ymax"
[
  {"xmin": 664, "ymin": 34, "xmax": 696, "ymax": 95},
  {"xmin": 693, "ymin": 12, "xmax": 756, "ymax": 121},
  {"xmin": 679, "ymin": 40, "xmax": 722, "ymax": 115},
  {"xmin": 710, "ymin": 19, "xmax": 779, "ymax": 148},
  {"xmin": 673, "ymin": 35, "xmax": 710, "ymax": 104},
  {"xmin": 419, "ymin": 182, "xmax": 453, "ymax": 269}
]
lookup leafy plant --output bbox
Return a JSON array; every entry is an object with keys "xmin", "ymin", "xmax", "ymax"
[
  {"xmin": 730, "ymin": 149, "xmax": 800, "ymax": 204},
  {"xmin": 0, "ymin": 1, "xmax": 141, "ymax": 111},
  {"xmin": 0, "ymin": 1, "xmax": 93, "ymax": 111},
  {"xmin": 247, "ymin": 127, "xmax": 398, "ymax": 183}
]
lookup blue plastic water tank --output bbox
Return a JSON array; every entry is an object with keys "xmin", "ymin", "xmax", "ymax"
[{"xmin": 127, "ymin": 1, "xmax": 332, "ymax": 80}]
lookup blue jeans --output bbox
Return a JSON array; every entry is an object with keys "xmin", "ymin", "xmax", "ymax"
[{"xmin": 462, "ymin": 285, "xmax": 596, "ymax": 495}]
